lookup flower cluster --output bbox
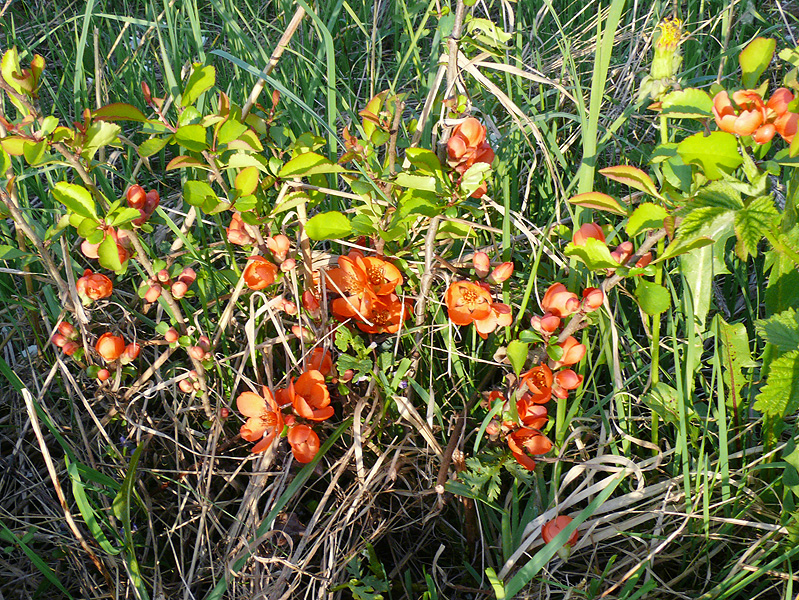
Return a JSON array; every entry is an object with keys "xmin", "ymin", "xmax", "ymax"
[
  {"xmin": 712, "ymin": 88, "xmax": 798, "ymax": 144},
  {"xmin": 445, "ymin": 254, "xmax": 513, "ymax": 339},
  {"xmin": 96, "ymin": 332, "xmax": 139, "ymax": 365},
  {"xmin": 51, "ymin": 321, "xmax": 80, "ymax": 357},
  {"xmin": 326, "ymin": 250, "xmax": 410, "ymax": 334},
  {"xmin": 572, "ymin": 222, "xmax": 652, "ymax": 271},
  {"xmin": 126, "ymin": 185, "xmax": 160, "ymax": 226},
  {"xmin": 143, "ymin": 267, "xmax": 196, "ymax": 302},
  {"xmin": 446, "ymin": 117, "xmax": 495, "ymax": 198},
  {"xmin": 236, "ymin": 352, "xmax": 335, "ymax": 463}
]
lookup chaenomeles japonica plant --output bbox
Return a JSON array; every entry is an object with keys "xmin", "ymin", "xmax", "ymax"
[{"xmin": 565, "ymin": 30, "xmax": 799, "ymax": 453}]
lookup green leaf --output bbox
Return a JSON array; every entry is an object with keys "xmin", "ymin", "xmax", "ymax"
[
  {"xmin": 756, "ymin": 308, "xmax": 799, "ymax": 352},
  {"xmin": 52, "ymin": 182, "xmax": 98, "ymax": 220},
  {"xmin": 217, "ymin": 119, "xmax": 248, "ymax": 144},
  {"xmin": 183, "ymin": 180, "xmax": 218, "ymax": 208},
  {"xmin": 23, "ymin": 140, "xmax": 46, "ymax": 165},
  {"xmin": 626, "ymin": 203, "xmax": 668, "ymax": 236},
  {"xmin": 98, "ymin": 233, "xmax": 123, "ymax": 272},
  {"xmin": 235, "ymin": 166, "xmax": 259, "ymax": 196},
  {"xmin": 405, "ymin": 148, "xmax": 443, "ymax": 174},
  {"xmin": 279, "ymin": 151, "xmax": 346, "ymax": 178},
  {"xmin": 77, "ymin": 216, "xmax": 102, "ymax": 240},
  {"xmin": 394, "ymin": 172, "xmax": 437, "ymax": 192},
  {"xmin": 0, "ymin": 145, "xmax": 9, "ymax": 175},
  {"xmin": 181, "ymin": 64, "xmax": 215, "ymax": 107},
  {"xmin": 753, "ymin": 351, "xmax": 799, "ymax": 418},
  {"xmin": 635, "ymin": 279, "xmax": 670, "ymax": 315},
  {"xmin": 567, "ymin": 191, "xmax": 627, "ymax": 215},
  {"xmin": 305, "ymin": 211, "xmax": 352, "ymax": 240},
  {"xmin": 739, "ymin": 38, "xmax": 776, "ymax": 89},
  {"xmin": 138, "ymin": 136, "xmax": 170, "ymax": 157},
  {"xmin": 460, "ymin": 162, "xmax": 491, "ymax": 197},
  {"xmin": 83, "ymin": 121, "xmax": 121, "ymax": 160},
  {"xmin": 506, "ymin": 340, "xmax": 529, "ymax": 377},
  {"xmin": 660, "ymin": 88, "xmax": 714, "ymax": 118},
  {"xmin": 0, "ymin": 244, "xmax": 29, "ymax": 259},
  {"xmin": 93, "ymin": 102, "xmax": 147, "ymax": 122},
  {"xmin": 716, "ymin": 316, "xmax": 757, "ymax": 406},
  {"xmin": 677, "ymin": 131, "xmax": 743, "ymax": 180},
  {"xmin": 564, "ymin": 237, "xmax": 620, "ymax": 270},
  {"xmin": 174, "ymin": 124, "xmax": 208, "ymax": 152},
  {"xmin": 108, "ymin": 207, "xmax": 142, "ymax": 228},
  {"xmin": 734, "ymin": 196, "xmax": 779, "ymax": 260},
  {"xmin": 66, "ymin": 458, "xmax": 121, "ymax": 555},
  {"xmin": 599, "ymin": 165, "xmax": 661, "ymax": 199}
]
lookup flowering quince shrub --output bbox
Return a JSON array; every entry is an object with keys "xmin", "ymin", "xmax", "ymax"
[{"xmin": 5, "ymin": 10, "xmax": 799, "ymax": 599}]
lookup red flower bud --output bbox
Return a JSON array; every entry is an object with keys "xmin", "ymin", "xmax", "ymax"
[
  {"xmin": 157, "ymin": 269, "xmax": 171, "ymax": 283},
  {"xmin": 179, "ymin": 379, "xmax": 194, "ymax": 393},
  {"xmin": 58, "ymin": 321, "xmax": 77, "ymax": 339},
  {"xmin": 97, "ymin": 368, "xmax": 111, "ymax": 382},
  {"xmin": 302, "ymin": 291, "xmax": 321, "ymax": 317},
  {"xmin": 542, "ymin": 283, "xmax": 580, "ymax": 317},
  {"xmin": 164, "ymin": 328, "xmax": 179, "ymax": 343},
  {"xmin": 145, "ymin": 284, "xmax": 162, "ymax": 303},
  {"xmin": 267, "ymin": 234, "xmax": 291, "ymax": 262},
  {"xmin": 572, "ymin": 223, "xmax": 606, "ymax": 246},
  {"xmin": 62, "ymin": 341, "xmax": 80, "ymax": 356},
  {"xmin": 473, "ymin": 252, "xmax": 491, "ymax": 278},
  {"xmin": 489, "ymin": 262, "xmax": 514, "ymax": 284},
  {"xmin": 280, "ymin": 258, "xmax": 296, "ymax": 272},
  {"xmin": 188, "ymin": 346, "xmax": 206, "ymax": 361},
  {"xmin": 126, "ymin": 185, "xmax": 147, "ymax": 210},
  {"xmin": 635, "ymin": 252, "xmax": 653, "ymax": 269},
  {"xmin": 51, "ymin": 333, "xmax": 67, "ymax": 348},
  {"xmin": 120, "ymin": 343, "xmax": 140, "ymax": 364},
  {"xmin": 178, "ymin": 267, "xmax": 197, "ymax": 286},
  {"xmin": 171, "ymin": 281, "xmax": 188, "ymax": 299}
]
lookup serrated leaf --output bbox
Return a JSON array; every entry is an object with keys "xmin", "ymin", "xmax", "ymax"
[
  {"xmin": 92, "ymin": 102, "xmax": 147, "ymax": 122},
  {"xmin": 626, "ymin": 203, "xmax": 668, "ymax": 236},
  {"xmin": 599, "ymin": 165, "xmax": 661, "ymax": 198},
  {"xmin": 677, "ymin": 131, "xmax": 743, "ymax": 180},
  {"xmin": 181, "ymin": 64, "xmax": 215, "ymax": 107},
  {"xmin": 52, "ymin": 182, "xmax": 98, "ymax": 220},
  {"xmin": 660, "ymin": 88, "xmax": 714, "ymax": 118},
  {"xmin": 675, "ymin": 206, "xmax": 733, "ymax": 240},
  {"xmin": 235, "ymin": 166, "xmax": 259, "ymax": 196},
  {"xmin": 753, "ymin": 351, "xmax": 799, "ymax": 418},
  {"xmin": 567, "ymin": 191, "xmax": 627, "ymax": 215},
  {"xmin": 564, "ymin": 237, "xmax": 620, "ymax": 270},
  {"xmin": 183, "ymin": 180, "xmax": 217, "ymax": 208},
  {"xmin": 740, "ymin": 38, "xmax": 776, "ymax": 89},
  {"xmin": 98, "ymin": 233, "xmax": 123, "ymax": 272},
  {"xmin": 280, "ymin": 152, "xmax": 346, "ymax": 178},
  {"xmin": 756, "ymin": 308, "xmax": 799, "ymax": 351},
  {"xmin": 305, "ymin": 211, "xmax": 351, "ymax": 240},
  {"xmin": 506, "ymin": 340, "xmax": 529, "ymax": 377},
  {"xmin": 138, "ymin": 136, "xmax": 170, "ymax": 157},
  {"xmin": 734, "ymin": 196, "xmax": 779, "ymax": 260},
  {"xmin": 635, "ymin": 279, "xmax": 671, "ymax": 315},
  {"xmin": 174, "ymin": 124, "xmax": 208, "ymax": 152}
]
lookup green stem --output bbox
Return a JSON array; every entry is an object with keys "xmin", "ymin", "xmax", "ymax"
[{"xmin": 650, "ymin": 237, "xmax": 665, "ymax": 453}]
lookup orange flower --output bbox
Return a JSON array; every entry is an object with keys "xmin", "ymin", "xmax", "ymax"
[
  {"xmin": 516, "ymin": 399, "xmax": 548, "ymax": 429},
  {"xmin": 446, "ymin": 280, "xmax": 493, "ymax": 325},
  {"xmin": 447, "ymin": 118, "xmax": 495, "ymax": 174},
  {"xmin": 475, "ymin": 302, "xmax": 513, "ymax": 339},
  {"xmin": 713, "ymin": 89, "xmax": 798, "ymax": 144},
  {"xmin": 507, "ymin": 427, "xmax": 553, "ymax": 471},
  {"xmin": 488, "ymin": 262, "xmax": 514, "ymax": 285},
  {"xmin": 266, "ymin": 234, "xmax": 291, "ymax": 262},
  {"xmin": 573, "ymin": 223, "xmax": 606, "ymax": 246},
  {"xmin": 520, "ymin": 364, "xmax": 553, "ymax": 404},
  {"xmin": 531, "ymin": 313, "xmax": 561, "ymax": 334},
  {"xmin": 541, "ymin": 515, "xmax": 579, "ymax": 547},
  {"xmin": 333, "ymin": 294, "xmax": 413, "ymax": 333},
  {"xmin": 581, "ymin": 287, "xmax": 604, "ymax": 311},
  {"xmin": 541, "ymin": 283, "xmax": 580, "ymax": 317},
  {"xmin": 96, "ymin": 332, "xmax": 125, "ymax": 362},
  {"xmin": 287, "ymin": 424, "xmax": 320, "ymax": 463},
  {"xmin": 326, "ymin": 251, "xmax": 402, "ymax": 311},
  {"xmin": 307, "ymin": 347, "xmax": 334, "ymax": 376},
  {"xmin": 553, "ymin": 336, "xmax": 586, "ymax": 368},
  {"xmin": 553, "ymin": 369, "xmax": 583, "ymax": 399},
  {"xmin": 286, "ymin": 370, "xmax": 334, "ymax": 421},
  {"xmin": 237, "ymin": 387, "xmax": 284, "ymax": 453},
  {"xmin": 243, "ymin": 256, "xmax": 278, "ymax": 290},
  {"xmin": 76, "ymin": 269, "xmax": 113, "ymax": 305},
  {"xmin": 226, "ymin": 212, "xmax": 258, "ymax": 246}
]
